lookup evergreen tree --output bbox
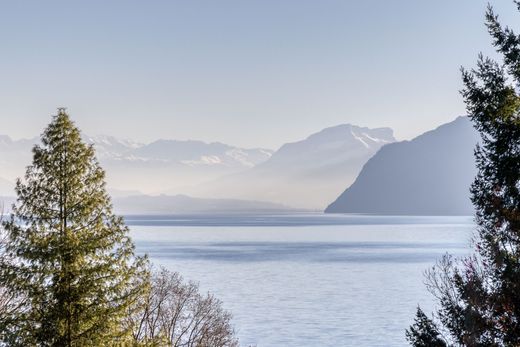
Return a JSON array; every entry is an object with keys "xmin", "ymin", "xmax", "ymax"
[
  {"xmin": 0, "ymin": 109, "xmax": 148, "ymax": 346},
  {"xmin": 409, "ymin": 2, "xmax": 520, "ymax": 346},
  {"xmin": 406, "ymin": 308, "xmax": 447, "ymax": 347}
]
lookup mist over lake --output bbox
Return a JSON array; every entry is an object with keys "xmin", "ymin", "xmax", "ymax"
[
  {"xmin": 130, "ymin": 214, "xmax": 473, "ymax": 347},
  {"xmin": 2, "ymin": 0, "xmax": 519, "ymax": 344}
]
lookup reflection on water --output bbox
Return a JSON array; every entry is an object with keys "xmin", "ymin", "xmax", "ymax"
[
  {"xmin": 125, "ymin": 213, "xmax": 473, "ymax": 227},
  {"xmin": 138, "ymin": 241, "xmax": 464, "ymax": 263},
  {"xmin": 130, "ymin": 214, "xmax": 474, "ymax": 347}
]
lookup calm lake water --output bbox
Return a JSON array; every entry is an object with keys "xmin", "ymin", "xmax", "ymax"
[{"xmin": 128, "ymin": 214, "xmax": 474, "ymax": 347}]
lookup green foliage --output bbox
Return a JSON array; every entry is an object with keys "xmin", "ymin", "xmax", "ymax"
[
  {"xmin": 409, "ymin": 2, "xmax": 520, "ymax": 346},
  {"xmin": 406, "ymin": 307, "xmax": 447, "ymax": 347},
  {"xmin": 0, "ymin": 110, "xmax": 149, "ymax": 346}
]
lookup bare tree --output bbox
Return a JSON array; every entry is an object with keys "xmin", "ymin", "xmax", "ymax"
[{"xmin": 126, "ymin": 268, "xmax": 239, "ymax": 347}]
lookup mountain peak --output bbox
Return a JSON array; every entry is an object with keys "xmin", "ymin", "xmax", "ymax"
[
  {"xmin": 308, "ymin": 124, "xmax": 394, "ymax": 142},
  {"xmin": 325, "ymin": 116, "xmax": 479, "ymax": 215},
  {"xmin": 190, "ymin": 122, "xmax": 397, "ymax": 209},
  {"xmin": 272, "ymin": 123, "xmax": 395, "ymax": 160}
]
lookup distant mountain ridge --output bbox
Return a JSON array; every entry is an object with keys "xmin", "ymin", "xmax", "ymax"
[
  {"xmin": 129, "ymin": 139, "xmax": 272, "ymax": 168},
  {"xmin": 0, "ymin": 118, "xmax": 479, "ymax": 215},
  {"xmin": 112, "ymin": 194, "xmax": 297, "ymax": 215},
  {"xmin": 264, "ymin": 124, "xmax": 393, "ymax": 169},
  {"xmin": 325, "ymin": 117, "xmax": 479, "ymax": 215},
  {"xmin": 96, "ymin": 138, "xmax": 273, "ymax": 194},
  {"xmin": 182, "ymin": 124, "xmax": 396, "ymax": 209},
  {"xmin": 0, "ymin": 134, "xmax": 274, "ymax": 195}
]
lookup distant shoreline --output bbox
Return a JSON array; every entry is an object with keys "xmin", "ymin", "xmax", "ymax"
[{"xmin": 124, "ymin": 213, "xmax": 474, "ymax": 227}]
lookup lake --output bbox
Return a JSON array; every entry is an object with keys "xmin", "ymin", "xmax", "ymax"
[{"xmin": 128, "ymin": 214, "xmax": 474, "ymax": 347}]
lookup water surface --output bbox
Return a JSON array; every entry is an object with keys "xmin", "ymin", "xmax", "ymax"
[{"xmin": 129, "ymin": 214, "xmax": 474, "ymax": 347}]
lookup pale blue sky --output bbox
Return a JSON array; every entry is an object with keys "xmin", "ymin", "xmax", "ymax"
[{"xmin": 0, "ymin": 1, "xmax": 518, "ymax": 148}]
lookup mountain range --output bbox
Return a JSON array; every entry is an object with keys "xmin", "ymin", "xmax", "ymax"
[
  {"xmin": 112, "ymin": 194, "xmax": 296, "ymax": 215},
  {"xmin": 325, "ymin": 116, "xmax": 479, "ymax": 215},
  {"xmin": 93, "ymin": 138, "xmax": 273, "ymax": 195},
  {"xmin": 181, "ymin": 124, "xmax": 395, "ymax": 209},
  {"xmin": 0, "ymin": 117, "xmax": 481, "ymax": 215},
  {"xmin": 0, "ymin": 134, "xmax": 273, "ymax": 196},
  {"xmin": 0, "ymin": 124, "xmax": 395, "ymax": 210}
]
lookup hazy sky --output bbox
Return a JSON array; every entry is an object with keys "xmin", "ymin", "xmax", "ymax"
[{"xmin": 0, "ymin": 1, "xmax": 518, "ymax": 149}]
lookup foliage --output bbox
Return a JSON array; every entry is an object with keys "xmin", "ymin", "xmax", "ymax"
[
  {"xmin": 409, "ymin": 2, "xmax": 520, "ymax": 346},
  {"xmin": 0, "ymin": 110, "xmax": 239, "ymax": 346},
  {"xmin": 0, "ymin": 110, "xmax": 149, "ymax": 346},
  {"xmin": 406, "ymin": 307, "xmax": 447, "ymax": 347}
]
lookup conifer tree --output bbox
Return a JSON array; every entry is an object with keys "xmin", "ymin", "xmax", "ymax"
[
  {"xmin": 408, "ymin": 2, "xmax": 520, "ymax": 345},
  {"xmin": 0, "ymin": 109, "xmax": 148, "ymax": 346},
  {"xmin": 406, "ymin": 308, "xmax": 446, "ymax": 347}
]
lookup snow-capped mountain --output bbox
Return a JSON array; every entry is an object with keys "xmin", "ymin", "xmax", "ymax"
[
  {"xmin": 325, "ymin": 117, "xmax": 479, "ymax": 215},
  {"xmin": 0, "ymin": 123, "xmax": 393, "ymax": 209},
  {"xmin": 83, "ymin": 135, "xmax": 143, "ymax": 158},
  {"xmin": 127, "ymin": 140, "xmax": 272, "ymax": 168},
  {"xmin": 0, "ymin": 134, "xmax": 273, "ymax": 196},
  {"xmin": 181, "ymin": 124, "xmax": 395, "ymax": 209},
  {"xmin": 261, "ymin": 124, "xmax": 394, "ymax": 171},
  {"xmin": 94, "ymin": 139, "xmax": 272, "ymax": 193}
]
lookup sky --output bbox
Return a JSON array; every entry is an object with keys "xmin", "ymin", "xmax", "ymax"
[{"xmin": 0, "ymin": 0, "xmax": 518, "ymax": 149}]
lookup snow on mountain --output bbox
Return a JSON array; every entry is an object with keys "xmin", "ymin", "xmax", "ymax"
[
  {"xmin": 108, "ymin": 140, "xmax": 273, "ymax": 193},
  {"xmin": 0, "ymin": 123, "xmax": 395, "ymax": 210},
  {"xmin": 0, "ymin": 133, "xmax": 274, "ymax": 196},
  {"xmin": 83, "ymin": 135, "xmax": 143, "ymax": 159},
  {"xmin": 127, "ymin": 139, "xmax": 272, "ymax": 168},
  {"xmin": 225, "ymin": 148, "xmax": 273, "ymax": 168},
  {"xmin": 181, "ymin": 124, "xmax": 395, "ymax": 209},
  {"xmin": 325, "ymin": 116, "xmax": 479, "ymax": 215}
]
